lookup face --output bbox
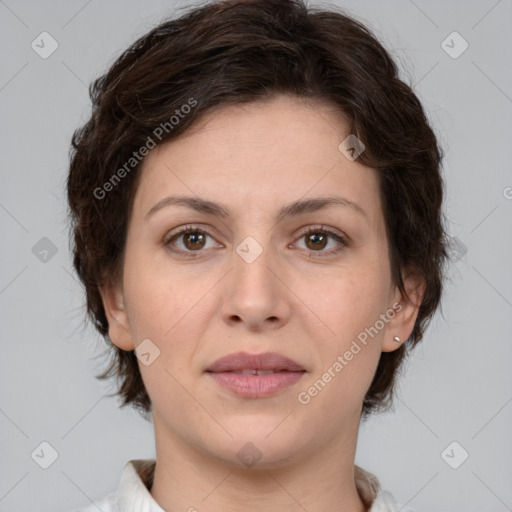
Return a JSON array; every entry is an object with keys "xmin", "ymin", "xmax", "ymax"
[{"xmin": 101, "ymin": 94, "xmax": 420, "ymax": 469}]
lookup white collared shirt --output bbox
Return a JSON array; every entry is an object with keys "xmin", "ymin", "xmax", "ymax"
[{"xmin": 68, "ymin": 459, "xmax": 416, "ymax": 512}]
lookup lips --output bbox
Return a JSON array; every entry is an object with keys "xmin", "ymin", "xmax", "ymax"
[
  {"xmin": 230, "ymin": 369, "xmax": 280, "ymax": 375},
  {"xmin": 206, "ymin": 351, "xmax": 305, "ymax": 373},
  {"xmin": 205, "ymin": 352, "xmax": 305, "ymax": 398}
]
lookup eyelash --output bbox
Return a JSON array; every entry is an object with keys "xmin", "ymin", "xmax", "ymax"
[{"xmin": 163, "ymin": 224, "xmax": 350, "ymax": 259}]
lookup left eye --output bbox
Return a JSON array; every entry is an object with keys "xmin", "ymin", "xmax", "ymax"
[{"xmin": 293, "ymin": 227, "xmax": 348, "ymax": 255}]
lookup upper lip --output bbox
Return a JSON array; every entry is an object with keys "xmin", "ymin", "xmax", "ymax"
[{"xmin": 206, "ymin": 352, "xmax": 305, "ymax": 372}]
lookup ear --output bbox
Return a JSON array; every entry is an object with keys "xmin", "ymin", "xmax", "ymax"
[
  {"xmin": 98, "ymin": 279, "xmax": 136, "ymax": 351},
  {"xmin": 381, "ymin": 266, "xmax": 426, "ymax": 353}
]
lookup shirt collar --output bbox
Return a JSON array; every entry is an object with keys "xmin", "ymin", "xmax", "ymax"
[
  {"xmin": 355, "ymin": 464, "xmax": 381, "ymax": 507},
  {"xmin": 118, "ymin": 459, "xmax": 392, "ymax": 511},
  {"xmin": 118, "ymin": 459, "xmax": 164, "ymax": 512}
]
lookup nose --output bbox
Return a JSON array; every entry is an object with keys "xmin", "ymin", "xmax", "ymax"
[{"xmin": 221, "ymin": 242, "xmax": 291, "ymax": 332}]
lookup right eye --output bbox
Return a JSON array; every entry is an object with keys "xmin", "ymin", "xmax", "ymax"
[{"xmin": 164, "ymin": 225, "xmax": 221, "ymax": 257}]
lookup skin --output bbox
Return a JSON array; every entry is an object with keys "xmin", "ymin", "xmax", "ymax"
[{"xmin": 99, "ymin": 94, "xmax": 424, "ymax": 512}]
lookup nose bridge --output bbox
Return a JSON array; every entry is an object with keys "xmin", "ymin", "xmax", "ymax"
[
  {"xmin": 221, "ymin": 232, "xmax": 289, "ymax": 329},
  {"xmin": 232, "ymin": 233, "xmax": 277, "ymax": 300}
]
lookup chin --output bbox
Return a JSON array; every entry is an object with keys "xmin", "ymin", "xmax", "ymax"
[{"xmin": 205, "ymin": 428, "xmax": 306, "ymax": 471}]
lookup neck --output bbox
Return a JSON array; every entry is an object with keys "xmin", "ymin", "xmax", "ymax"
[{"xmin": 149, "ymin": 413, "xmax": 368, "ymax": 512}]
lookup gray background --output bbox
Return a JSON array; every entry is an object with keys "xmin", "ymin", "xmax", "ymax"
[{"xmin": 1, "ymin": 0, "xmax": 511, "ymax": 511}]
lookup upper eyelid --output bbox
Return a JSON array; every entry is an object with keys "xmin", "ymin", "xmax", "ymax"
[
  {"xmin": 165, "ymin": 224, "xmax": 221, "ymax": 243},
  {"xmin": 295, "ymin": 225, "xmax": 347, "ymax": 239}
]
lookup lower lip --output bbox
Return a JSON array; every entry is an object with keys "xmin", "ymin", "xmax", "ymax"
[{"xmin": 207, "ymin": 371, "xmax": 305, "ymax": 398}]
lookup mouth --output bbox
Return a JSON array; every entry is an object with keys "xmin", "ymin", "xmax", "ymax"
[
  {"xmin": 225, "ymin": 369, "xmax": 289, "ymax": 375},
  {"xmin": 205, "ymin": 352, "xmax": 306, "ymax": 398}
]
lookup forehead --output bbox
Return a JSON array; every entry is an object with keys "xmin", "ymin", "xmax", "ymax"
[{"xmin": 133, "ymin": 95, "xmax": 382, "ymax": 228}]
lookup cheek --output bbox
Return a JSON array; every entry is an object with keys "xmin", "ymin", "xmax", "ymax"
[
  {"xmin": 122, "ymin": 248, "xmax": 217, "ymax": 375},
  {"xmin": 302, "ymin": 262, "xmax": 390, "ymax": 403},
  {"xmin": 314, "ymin": 265, "xmax": 390, "ymax": 338},
  {"xmin": 299, "ymin": 294, "xmax": 384, "ymax": 421},
  {"xmin": 122, "ymin": 245, "xmax": 192, "ymax": 337}
]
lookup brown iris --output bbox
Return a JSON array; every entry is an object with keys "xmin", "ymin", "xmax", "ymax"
[
  {"xmin": 183, "ymin": 231, "xmax": 206, "ymax": 250},
  {"xmin": 305, "ymin": 232, "xmax": 328, "ymax": 250}
]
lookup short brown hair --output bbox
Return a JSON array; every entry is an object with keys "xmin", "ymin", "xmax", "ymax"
[{"xmin": 66, "ymin": 0, "xmax": 448, "ymax": 421}]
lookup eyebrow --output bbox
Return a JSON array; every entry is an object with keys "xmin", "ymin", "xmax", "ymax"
[{"xmin": 145, "ymin": 195, "xmax": 368, "ymax": 223}]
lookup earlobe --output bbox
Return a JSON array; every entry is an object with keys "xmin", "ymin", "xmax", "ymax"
[
  {"xmin": 381, "ymin": 268, "xmax": 426, "ymax": 353},
  {"xmin": 98, "ymin": 282, "xmax": 136, "ymax": 351}
]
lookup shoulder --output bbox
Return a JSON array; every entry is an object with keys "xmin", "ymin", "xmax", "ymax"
[
  {"xmin": 66, "ymin": 459, "xmax": 157, "ymax": 512},
  {"xmin": 371, "ymin": 490, "xmax": 423, "ymax": 512},
  {"xmin": 66, "ymin": 491, "xmax": 118, "ymax": 512},
  {"xmin": 355, "ymin": 465, "xmax": 424, "ymax": 512}
]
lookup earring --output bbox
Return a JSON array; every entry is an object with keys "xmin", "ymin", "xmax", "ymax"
[{"xmin": 393, "ymin": 336, "xmax": 401, "ymax": 343}]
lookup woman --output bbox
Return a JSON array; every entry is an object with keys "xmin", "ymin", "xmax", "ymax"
[{"xmin": 67, "ymin": 0, "xmax": 448, "ymax": 510}]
